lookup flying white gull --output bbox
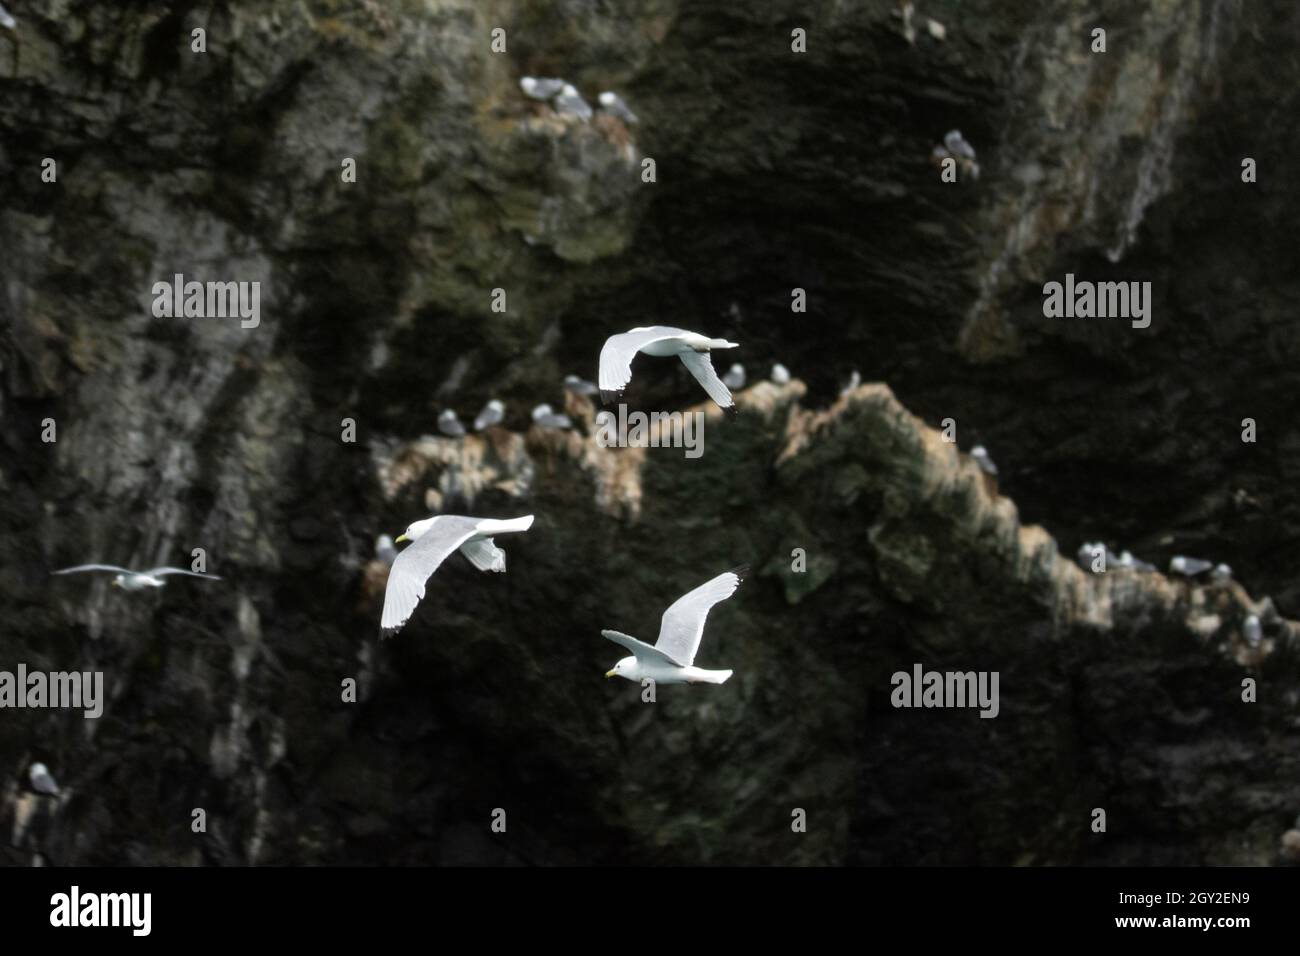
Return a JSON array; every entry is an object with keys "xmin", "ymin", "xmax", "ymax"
[
  {"xmin": 770, "ymin": 363, "xmax": 791, "ymax": 385},
  {"xmin": 564, "ymin": 374, "xmax": 598, "ymax": 397},
  {"xmin": 473, "ymin": 399, "xmax": 505, "ymax": 432},
  {"xmin": 603, "ymin": 567, "xmax": 746, "ymax": 685},
  {"xmin": 52, "ymin": 564, "xmax": 221, "ymax": 590},
  {"xmin": 28, "ymin": 763, "xmax": 59, "ymax": 796},
  {"xmin": 531, "ymin": 403, "xmax": 572, "ymax": 430},
  {"xmin": 520, "ymin": 76, "xmax": 566, "ymax": 100},
  {"xmin": 722, "ymin": 363, "xmax": 746, "ymax": 390},
  {"xmin": 598, "ymin": 325, "xmax": 740, "ymax": 411},
  {"xmin": 381, "ymin": 514, "xmax": 534, "ymax": 637},
  {"xmin": 554, "ymin": 84, "xmax": 593, "ymax": 121},
  {"xmin": 598, "ymin": 91, "xmax": 638, "ymax": 125},
  {"xmin": 437, "ymin": 409, "xmax": 466, "ymax": 437}
]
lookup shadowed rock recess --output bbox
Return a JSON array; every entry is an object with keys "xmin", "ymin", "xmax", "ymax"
[{"xmin": 1, "ymin": 0, "xmax": 1298, "ymax": 865}]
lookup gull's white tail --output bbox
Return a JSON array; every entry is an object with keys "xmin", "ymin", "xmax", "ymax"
[
  {"xmin": 475, "ymin": 515, "xmax": 534, "ymax": 535},
  {"xmin": 695, "ymin": 668, "xmax": 733, "ymax": 684}
]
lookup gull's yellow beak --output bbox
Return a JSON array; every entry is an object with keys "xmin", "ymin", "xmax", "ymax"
[
  {"xmin": 604, "ymin": 668, "xmax": 616, "ymax": 679},
  {"xmin": 395, "ymin": 534, "xmax": 409, "ymax": 544}
]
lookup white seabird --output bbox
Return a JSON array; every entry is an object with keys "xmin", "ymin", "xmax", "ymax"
[
  {"xmin": 520, "ymin": 76, "xmax": 566, "ymax": 101},
  {"xmin": 598, "ymin": 325, "xmax": 740, "ymax": 411},
  {"xmin": 380, "ymin": 514, "xmax": 534, "ymax": 637},
  {"xmin": 722, "ymin": 363, "xmax": 746, "ymax": 390},
  {"xmin": 51, "ymin": 564, "xmax": 221, "ymax": 590},
  {"xmin": 1211, "ymin": 563, "xmax": 1233, "ymax": 583},
  {"xmin": 554, "ymin": 84, "xmax": 593, "ymax": 122},
  {"xmin": 770, "ymin": 363, "xmax": 791, "ymax": 385},
  {"xmin": 1169, "ymin": 555, "xmax": 1214, "ymax": 577},
  {"xmin": 28, "ymin": 763, "xmax": 59, "ymax": 797},
  {"xmin": 597, "ymin": 91, "xmax": 638, "ymax": 125},
  {"xmin": 841, "ymin": 369, "xmax": 861, "ymax": 395},
  {"xmin": 375, "ymin": 534, "xmax": 398, "ymax": 568},
  {"xmin": 944, "ymin": 129, "xmax": 977, "ymax": 160},
  {"xmin": 531, "ymin": 403, "xmax": 572, "ymax": 430},
  {"xmin": 564, "ymin": 374, "xmax": 598, "ymax": 397},
  {"xmin": 0, "ymin": 3, "xmax": 15, "ymax": 31},
  {"xmin": 970, "ymin": 445, "xmax": 998, "ymax": 476},
  {"xmin": 438, "ymin": 409, "xmax": 466, "ymax": 438},
  {"xmin": 1243, "ymin": 614, "xmax": 1262, "ymax": 647},
  {"xmin": 603, "ymin": 567, "xmax": 746, "ymax": 685},
  {"xmin": 473, "ymin": 399, "xmax": 505, "ymax": 432}
]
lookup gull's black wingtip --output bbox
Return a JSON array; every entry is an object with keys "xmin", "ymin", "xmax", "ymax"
[
  {"xmin": 380, "ymin": 625, "xmax": 404, "ymax": 640},
  {"xmin": 728, "ymin": 563, "xmax": 751, "ymax": 584},
  {"xmin": 599, "ymin": 388, "xmax": 622, "ymax": 406}
]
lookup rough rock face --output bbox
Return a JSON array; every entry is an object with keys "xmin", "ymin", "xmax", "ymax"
[{"xmin": 2, "ymin": 0, "xmax": 1299, "ymax": 865}]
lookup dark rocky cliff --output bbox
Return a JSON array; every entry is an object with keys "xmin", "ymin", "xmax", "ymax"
[{"xmin": 2, "ymin": 0, "xmax": 1298, "ymax": 865}]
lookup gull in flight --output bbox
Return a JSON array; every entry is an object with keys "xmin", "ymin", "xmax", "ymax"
[
  {"xmin": 381, "ymin": 514, "xmax": 534, "ymax": 637},
  {"xmin": 603, "ymin": 567, "xmax": 746, "ymax": 685},
  {"xmin": 598, "ymin": 326, "xmax": 739, "ymax": 410},
  {"xmin": 52, "ymin": 564, "xmax": 221, "ymax": 590}
]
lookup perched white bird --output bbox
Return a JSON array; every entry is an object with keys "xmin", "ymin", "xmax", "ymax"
[
  {"xmin": 52, "ymin": 564, "xmax": 221, "ymax": 590},
  {"xmin": 1169, "ymin": 555, "xmax": 1214, "ymax": 577},
  {"xmin": 374, "ymin": 534, "xmax": 398, "ymax": 567},
  {"xmin": 722, "ymin": 363, "xmax": 746, "ymax": 390},
  {"xmin": 1243, "ymin": 614, "xmax": 1262, "ymax": 647},
  {"xmin": 604, "ymin": 567, "xmax": 746, "ymax": 685},
  {"xmin": 1211, "ymin": 563, "xmax": 1233, "ymax": 583},
  {"xmin": 841, "ymin": 369, "xmax": 861, "ymax": 395},
  {"xmin": 554, "ymin": 84, "xmax": 593, "ymax": 121},
  {"xmin": 597, "ymin": 91, "xmax": 638, "ymax": 124},
  {"xmin": 970, "ymin": 445, "xmax": 998, "ymax": 476},
  {"xmin": 381, "ymin": 515, "xmax": 534, "ymax": 637},
  {"xmin": 770, "ymin": 363, "xmax": 791, "ymax": 385},
  {"xmin": 520, "ymin": 76, "xmax": 566, "ymax": 100},
  {"xmin": 473, "ymin": 399, "xmax": 505, "ymax": 432},
  {"xmin": 437, "ymin": 409, "xmax": 466, "ymax": 437},
  {"xmin": 598, "ymin": 326, "xmax": 740, "ymax": 411},
  {"xmin": 944, "ymin": 129, "xmax": 977, "ymax": 160},
  {"xmin": 0, "ymin": 3, "xmax": 14, "ymax": 31},
  {"xmin": 1117, "ymin": 550, "xmax": 1156, "ymax": 572},
  {"xmin": 28, "ymin": 763, "xmax": 59, "ymax": 796},
  {"xmin": 563, "ymin": 374, "xmax": 598, "ymax": 397},
  {"xmin": 531, "ymin": 403, "xmax": 572, "ymax": 430}
]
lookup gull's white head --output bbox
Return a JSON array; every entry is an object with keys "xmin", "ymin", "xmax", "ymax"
[
  {"xmin": 395, "ymin": 517, "xmax": 437, "ymax": 545},
  {"xmin": 598, "ymin": 91, "xmax": 616, "ymax": 107},
  {"xmin": 605, "ymin": 656, "xmax": 637, "ymax": 680},
  {"xmin": 561, "ymin": 83, "xmax": 579, "ymax": 97},
  {"xmin": 111, "ymin": 574, "xmax": 126, "ymax": 588}
]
